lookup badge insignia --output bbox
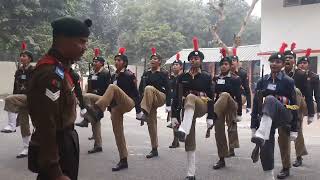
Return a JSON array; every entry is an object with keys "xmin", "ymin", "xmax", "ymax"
[
  {"xmin": 55, "ymin": 67, "xmax": 64, "ymax": 79},
  {"xmin": 21, "ymin": 75, "xmax": 27, "ymax": 80},
  {"xmin": 45, "ymin": 88, "xmax": 60, "ymax": 101}
]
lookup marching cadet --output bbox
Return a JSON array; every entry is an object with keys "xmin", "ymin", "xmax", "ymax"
[
  {"xmin": 76, "ymin": 49, "xmax": 111, "ymax": 154},
  {"xmin": 27, "ymin": 17, "xmax": 92, "ymax": 180},
  {"xmin": 277, "ymin": 43, "xmax": 308, "ymax": 179},
  {"xmin": 1, "ymin": 42, "xmax": 34, "ymax": 158},
  {"xmin": 173, "ymin": 37, "xmax": 215, "ymax": 180},
  {"xmin": 83, "ymin": 47, "xmax": 142, "ymax": 171},
  {"xmin": 250, "ymin": 43, "xmax": 298, "ymax": 180},
  {"xmin": 229, "ymin": 47, "xmax": 251, "ymax": 157},
  {"xmin": 211, "ymin": 48, "xmax": 242, "ymax": 169},
  {"xmin": 136, "ymin": 48, "xmax": 170, "ymax": 159},
  {"xmin": 296, "ymin": 48, "xmax": 320, "ymax": 122},
  {"xmin": 168, "ymin": 53, "xmax": 183, "ymax": 149}
]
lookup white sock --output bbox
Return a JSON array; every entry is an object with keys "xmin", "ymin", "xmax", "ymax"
[
  {"xmin": 263, "ymin": 170, "xmax": 275, "ymax": 180},
  {"xmin": 187, "ymin": 151, "xmax": 196, "ymax": 177},
  {"xmin": 7, "ymin": 112, "xmax": 17, "ymax": 130},
  {"xmin": 179, "ymin": 108, "xmax": 194, "ymax": 135},
  {"xmin": 255, "ymin": 115, "xmax": 272, "ymax": 140},
  {"xmin": 22, "ymin": 136, "xmax": 30, "ymax": 148}
]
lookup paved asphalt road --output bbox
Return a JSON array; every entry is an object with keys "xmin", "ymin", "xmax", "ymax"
[{"xmin": 1, "ymin": 100, "xmax": 320, "ymax": 180}]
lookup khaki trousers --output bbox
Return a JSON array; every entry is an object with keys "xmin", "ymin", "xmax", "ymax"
[
  {"xmin": 4, "ymin": 94, "xmax": 30, "ymax": 137},
  {"xmin": 95, "ymin": 84, "xmax": 135, "ymax": 158},
  {"xmin": 141, "ymin": 86, "xmax": 166, "ymax": 149},
  {"xmin": 183, "ymin": 94, "xmax": 208, "ymax": 152},
  {"xmin": 214, "ymin": 92, "xmax": 238, "ymax": 158},
  {"xmin": 83, "ymin": 93, "xmax": 102, "ymax": 147},
  {"xmin": 278, "ymin": 88, "xmax": 307, "ymax": 169}
]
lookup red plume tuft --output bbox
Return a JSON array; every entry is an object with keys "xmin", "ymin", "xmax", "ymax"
[
  {"xmin": 232, "ymin": 48, "xmax": 237, "ymax": 56},
  {"xmin": 290, "ymin": 42, "xmax": 296, "ymax": 51},
  {"xmin": 279, "ymin": 42, "xmax": 288, "ymax": 54},
  {"xmin": 176, "ymin": 52, "xmax": 180, "ymax": 60},
  {"xmin": 94, "ymin": 48, "xmax": 100, "ymax": 57},
  {"xmin": 118, "ymin": 47, "xmax": 126, "ymax": 55},
  {"xmin": 21, "ymin": 41, "xmax": 27, "ymax": 51},
  {"xmin": 151, "ymin": 47, "xmax": 157, "ymax": 55},
  {"xmin": 305, "ymin": 48, "xmax": 312, "ymax": 57},
  {"xmin": 192, "ymin": 37, "xmax": 199, "ymax": 51},
  {"xmin": 220, "ymin": 48, "xmax": 226, "ymax": 58}
]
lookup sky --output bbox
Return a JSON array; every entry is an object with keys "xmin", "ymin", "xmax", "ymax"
[{"xmin": 202, "ymin": 0, "xmax": 261, "ymax": 17}]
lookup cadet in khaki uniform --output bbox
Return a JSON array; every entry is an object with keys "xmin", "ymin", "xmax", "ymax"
[
  {"xmin": 211, "ymin": 49, "xmax": 242, "ymax": 169},
  {"xmin": 28, "ymin": 17, "xmax": 92, "ymax": 180},
  {"xmin": 173, "ymin": 37, "xmax": 215, "ymax": 180},
  {"xmin": 168, "ymin": 53, "xmax": 183, "ymax": 149},
  {"xmin": 250, "ymin": 43, "xmax": 298, "ymax": 180},
  {"xmin": 1, "ymin": 43, "xmax": 34, "ymax": 158},
  {"xmin": 76, "ymin": 53, "xmax": 111, "ymax": 154},
  {"xmin": 136, "ymin": 48, "xmax": 170, "ymax": 159},
  {"xmin": 277, "ymin": 43, "xmax": 308, "ymax": 179},
  {"xmin": 84, "ymin": 47, "xmax": 142, "ymax": 171},
  {"xmin": 228, "ymin": 48, "xmax": 251, "ymax": 157}
]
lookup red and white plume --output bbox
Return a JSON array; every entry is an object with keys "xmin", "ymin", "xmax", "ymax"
[
  {"xmin": 232, "ymin": 48, "xmax": 237, "ymax": 56},
  {"xmin": 21, "ymin": 41, "xmax": 27, "ymax": 51},
  {"xmin": 305, "ymin": 48, "xmax": 312, "ymax": 58},
  {"xmin": 94, "ymin": 48, "xmax": 100, "ymax": 57},
  {"xmin": 220, "ymin": 48, "xmax": 227, "ymax": 58},
  {"xmin": 151, "ymin": 47, "xmax": 157, "ymax": 55},
  {"xmin": 279, "ymin": 42, "xmax": 288, "ymax": 54},
  {"xmin": 118, "ymin": 47, "xmax": 126, "ymax": 55},
  {"xmin": 176, "ymin": 52, "xmax": 180, "ymax": 61},
  {"xmin": 290, "ymin": 42, "xmax": 296, "ymax": 51},
  {"xmin": 192, "ymin": 37, "xmax": 199, "ymax": 51}
]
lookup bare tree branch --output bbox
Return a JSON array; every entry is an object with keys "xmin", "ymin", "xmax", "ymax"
[
  {"xmin": 208, "ymin": 0, "xmax": 229, "ymax": 51},
  {"xmin": 233, "ymin": 0, "xmax": 260, "ymax": 48}
]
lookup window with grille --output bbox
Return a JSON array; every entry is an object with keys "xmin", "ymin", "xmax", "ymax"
[{"xmin": 284, "ymin": 0, "xmax": 320, "ymax": 7}]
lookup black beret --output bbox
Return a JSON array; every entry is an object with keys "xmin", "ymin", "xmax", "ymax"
[
  {"xmin": 268, "ymin": 52, "xmax": 285, "ymax": 62},
  {"xmin": 93, "ymin": 56, "xmax": 105, "ymax": 63},
  {"xmin": 172, "ymin": 60, "xmax": 183, "ymax": 66},
  {"xmin": 187, "ymin": 50, "xmax": 204, "ymax": 61},
  {"xmin": 284, "ymin": 50, "xmax": 296, "ymax": 59},
  {"xmin": 231, "ymin": 55, "xmax": 239, "ymax": 61},
  {"xmin": 20, "ymin": 50, "xmax": 33, "ymax": 62},
  {"xmin": 51, "ymin": 17, "xmax": 92, "ymax": 38},
  {"xmin": 150, "ymin": 54, "xmax": 162, "ymax": 61},
  {"xmin": 297, "ymin": 56, "xmax": 310, "ymax": 64},
  {"xmin": 219, "ymin": 56, "xmax": 232, "ymax": 66}
]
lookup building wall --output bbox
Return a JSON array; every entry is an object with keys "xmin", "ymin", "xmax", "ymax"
[
  {"xmin": 0, "ymin": 62, "xmax": 16, "ymax": 95},
  {"xmin": 261, "ymin": 0, "xmax": 320, "ymax": 74}
]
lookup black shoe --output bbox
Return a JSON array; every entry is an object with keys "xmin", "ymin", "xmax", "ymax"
[
  {"xmin": 1, "ymin": 129, "xmax": 16, "ymax": 133},
  {"xmin": 251, "ymin": 136, "xmax": 265, "ymax": 148},
  {"xmin": 185, "ymin": 176, "xmax": 196, "ymax": 180},
  {"xmin": 169, "ymin": 141, "xmax": 179, "ymax": 148},
  {"xmin": 86, "ymin": 104, "xmax": 104, "ymax": 122},
  {"xmin": 293, "ymin": 157, "xmax": 303, "ymax": 167},
  {"xmin": 112, "ymin": 158, "xmax": 128, "ymax": 171},
  {"xmin": 88, "ymin": 146, "xmax": 103, "ymax": 154},
  {"xmin": 213, "ymin": 159, "xmax": 226, "ymax": 170},
  {"xmin": 166, "ymin": 123, "xmax": 173, "ymax": 129},
  {"xmin": 75, "ymin": 119, "xmax": 89, "ymax": 127},
  {"xmin": 251, "ymin": 145, "xmax": 260, "ymax": 163},
  {"xmin": 146, "ymin": 149, "xmax": 158, "ymax": 159},
  {"xmin": 175, "ymin": 131, "xmax": 186, "ymax": 142},
  {"xmin": 88, "ymin": 136, "xmax": 94, "ymax": 140},
  {"xmin": 136, "ymin": 112, "xmax": 148, "ymax": 122},
  {"xmin": 16, "ymin": 154, "xmax": 28, "ymax": 159},
  {"xmin": 277, "ymin": 168, "xmax": 290, "ymax": 179}
]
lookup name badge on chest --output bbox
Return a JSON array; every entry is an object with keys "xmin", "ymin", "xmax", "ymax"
[
  {"xmin": 267, "ymin": 83, "xmax": 277, "ymax": 91},
  {"xmin": 113, "ymin": 80, "xmax": 117, "ymax": 85},
  {"xmin": 91, "ymin": 75, "xmax": 98, "ymax": 80},
  {"xmin": 217, "ymin": 79, "xmax": 225, "ymax": 85},
  {"xmin": 20, "ymin": 75, "xmax": 26, "ymax": 80}
]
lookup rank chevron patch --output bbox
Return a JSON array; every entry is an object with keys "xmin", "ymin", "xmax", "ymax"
[{"xmin": 45, "ymin": 88, "xmax": 60, "ymax": 101}]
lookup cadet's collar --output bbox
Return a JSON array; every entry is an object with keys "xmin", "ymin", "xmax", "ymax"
[
  {"xmin": 116, "ymin": 68, "xmax": 126, "ymax": 74},
  {"xmin": 219, "ymin": 71, "xmax": 231, "ymax": 78},
  {"xmin": 268, "ymin": 71, "xmax": 284, "ymax": 80},
  {"xmin": 47, "ymin": 48, "xmax": 66, "ymax": 62},
  {"xmin": 151, "ymin": 67, "xmax": 161, "ymax": 73}
]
